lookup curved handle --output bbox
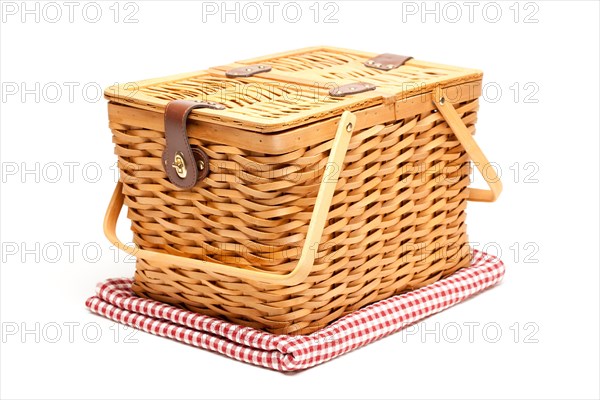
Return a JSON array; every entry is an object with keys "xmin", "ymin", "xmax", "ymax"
[
  {"xmin": 104, "ymin": 111, "xmax": 357, "ymax": 286},
  {"xmin": 433, "ymin": 86, "xmax": 503, "ymax": 202}
]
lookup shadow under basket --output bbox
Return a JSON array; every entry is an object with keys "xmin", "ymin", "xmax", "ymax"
[{"xmin": 103, "ymin": 46, "xmax": 502, "ymax": 335}]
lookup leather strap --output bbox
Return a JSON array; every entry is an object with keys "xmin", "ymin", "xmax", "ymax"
[
  {"xmin": 162, "ymin": 100, "xmax": 223, "ymax": 189},
  {"xmin": 329, "ymin": 82, "xmax": 376, "ymax": 97},
  {"xmin": 364, "ymin": 53, "xmax": 412, "ymax": 71},
  {"xmin": 226, "ymin": 64, "xmax": 271, "ymax": 77}
]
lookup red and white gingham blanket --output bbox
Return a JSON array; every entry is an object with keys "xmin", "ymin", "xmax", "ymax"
[{"xmin": 86, "ymin": 250, "xmax": 504, "ymax": 371}]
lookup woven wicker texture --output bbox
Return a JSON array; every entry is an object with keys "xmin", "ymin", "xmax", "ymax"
[{"xmin": 111, "ymin": 95, "xmax": 478, "ymax": 334}]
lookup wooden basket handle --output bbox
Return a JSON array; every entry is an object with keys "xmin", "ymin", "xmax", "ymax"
[
  {"xmin": 104, "ymin": 111, "xmax": 357, "ymax": 286},
  {"xmin": 433, "ymin": 86, "xmax": 503, "ymax": 202}
]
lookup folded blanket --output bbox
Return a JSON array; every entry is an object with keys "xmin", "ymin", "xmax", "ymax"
[{"xmin": 86, "ymin": 250, "xmax": 504, "ymax": 371}]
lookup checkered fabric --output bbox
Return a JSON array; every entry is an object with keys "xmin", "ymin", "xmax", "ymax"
[{"xmin": 85, "ymin": 250, "xmax": 504, "ymax": 371}]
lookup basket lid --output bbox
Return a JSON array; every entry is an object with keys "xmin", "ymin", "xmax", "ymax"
[{"xmin": 105, "ymin": 46, "xmax": 482, "ymax": 133}]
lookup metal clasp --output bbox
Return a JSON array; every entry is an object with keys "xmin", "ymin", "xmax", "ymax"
[{"xmin": 172, "ymin": 151, "xmax": 187, "ymax": 179}]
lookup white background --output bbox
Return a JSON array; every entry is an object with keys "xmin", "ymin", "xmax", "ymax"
[{"xmin": 1, "ymin": 1, "xmax": 598, "ymax": 399}]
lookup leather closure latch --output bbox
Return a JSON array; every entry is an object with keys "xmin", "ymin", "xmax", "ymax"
[
  {"xmin": 162, "ymin": 100, "xmax": 225, "ymax": 189},
  {"xmin": 364, "ymin": 53, "xmax": 413, "ymax": 71}
]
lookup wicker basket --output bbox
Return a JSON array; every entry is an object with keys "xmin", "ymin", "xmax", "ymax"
[{"xmin": 103, "ymin": 46, "xmax": 502, "ymax": 335}]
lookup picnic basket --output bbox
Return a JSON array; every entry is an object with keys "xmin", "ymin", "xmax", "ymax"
[{"xmin": 103, "ymin": 46, "xmax": 502, "ymax": 335}]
